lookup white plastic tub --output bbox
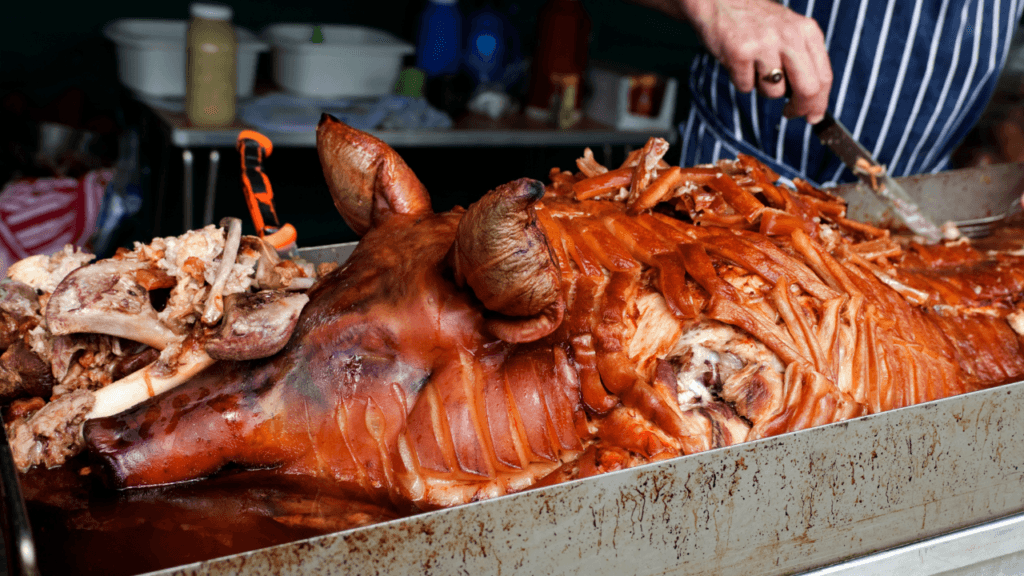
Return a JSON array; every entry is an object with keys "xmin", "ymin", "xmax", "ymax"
[
  {"xmin": 263, "ymin": 24, "xmax": 415, "ymax": 98},
  {"xmin": 103, "ymin": 18, "xmax": 269, "ymax": 98}
]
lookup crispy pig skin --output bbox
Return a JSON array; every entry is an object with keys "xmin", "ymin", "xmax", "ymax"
[{"xmin": 84, "ymin": 119, "xmax": 1024, "ymax": 511}]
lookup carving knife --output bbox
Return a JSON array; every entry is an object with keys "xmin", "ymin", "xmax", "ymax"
[{"xmin": 813, "ymin": 112, "xmax": 943, "ymax": 243}]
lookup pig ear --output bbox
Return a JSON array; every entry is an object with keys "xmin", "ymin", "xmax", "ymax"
[
  {"xmin": 316, "ymin": 114, "xmax": 433, "ymax": 236},
  {"xmin": 452, "ymin": 178, "xmax": 565, "ymax": 343}
]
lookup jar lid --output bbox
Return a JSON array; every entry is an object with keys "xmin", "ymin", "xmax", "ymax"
[{"xmin": 190, "ymin": 3, "xmax": 233, "ymax": 20}]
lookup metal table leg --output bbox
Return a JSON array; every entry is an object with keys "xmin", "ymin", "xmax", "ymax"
[
  {"xmin": 182, "ymin": 149, "xmax": 194, "ymax": 233},
  {"xmin": 148, "ymin": 111, "xmax": 172, "ymax": 239},
  {"xmin": 203, "ymin": 149, "xmax": 220, "ymax": 226}
]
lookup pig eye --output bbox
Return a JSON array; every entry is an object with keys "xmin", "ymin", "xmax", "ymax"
[
  {"xmin": 360, "ymin": 331, "xmax": 390, "ymax": 352},
  {"xmin": 332, "ymin": 324, "xmax": 396, "ymax": 355},
  {"xmin": 330, "ymin": 349, "xmax": 429, "ymax": 399},
  {"xmin": 355, "ymin": 353, "xmax": 397, "ymax": 377}
]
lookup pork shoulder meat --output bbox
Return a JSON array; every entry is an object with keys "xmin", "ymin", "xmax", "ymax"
[{"xmin": 85, "ymin": 116, "xmax": 1024, "ymax": 510}]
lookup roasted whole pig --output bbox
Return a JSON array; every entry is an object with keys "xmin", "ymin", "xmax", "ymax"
[{"xmin": 80, "ymin": 115, "xmax": 1024, "ymax": 511}]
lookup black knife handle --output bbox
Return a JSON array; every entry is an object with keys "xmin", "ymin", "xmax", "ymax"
[
  {"xmin": 810, "ymin": 111, "xmax": 835, "ymax": 137},
  {"xmin": 782, "ymin": 83, "xmax": 834, "ymax": 135}
]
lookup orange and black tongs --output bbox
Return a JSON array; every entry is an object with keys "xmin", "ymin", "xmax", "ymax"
[{"xmin": 236, "ymin": 130, "xmax": 299, "ymax": 258}]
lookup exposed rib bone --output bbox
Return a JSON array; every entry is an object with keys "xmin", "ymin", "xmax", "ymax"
[
  {"xmin": 285, "ymin": 277, "xmax": 315, "ymax": 291},
  {"xmin": 202, "ymin": 217, "xmax": 243, "ymax": 325},
  {"xmin": 86, "ymin": 344, "xmax": 216, "ymax": 419}
]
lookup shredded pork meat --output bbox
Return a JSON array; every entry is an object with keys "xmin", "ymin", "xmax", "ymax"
[
  {"xmin": 1, "ymin": 223, "xmax": 318, "ymax": 471},
  {"xmin": 7, "ymin": 389, "xmax": 94, "ymax": 470},
  {"xmin": 7, "ymin": 245, "xmax": 95, "ymax": 295}
]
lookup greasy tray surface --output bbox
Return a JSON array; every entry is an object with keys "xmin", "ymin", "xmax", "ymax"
[{"xmin": 143, "ymin": 378, "xmax": 1024, "ymax": 576}]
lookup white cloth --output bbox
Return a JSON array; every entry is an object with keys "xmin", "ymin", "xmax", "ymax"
[{"xmin": 239, "ymin": 93, "xmax": 452, "ymax": 133}]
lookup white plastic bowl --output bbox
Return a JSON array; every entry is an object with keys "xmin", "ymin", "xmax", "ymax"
[
  {"xmin": 264, "ymin": 24, "xmax": 415, "ymax": 98},
  {"xmin": 103, "ymin": 18, "xmax": 269, "ymax": 98}
]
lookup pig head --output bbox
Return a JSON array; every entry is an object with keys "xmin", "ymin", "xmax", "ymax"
[{"xmin": 85, "ymin": 115, "xmax": 583, "ymax": 509}]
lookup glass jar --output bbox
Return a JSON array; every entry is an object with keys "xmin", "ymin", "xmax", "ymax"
[{"xmin": 185, "ymin": 3, "xmax": 237, "ymax": 127}]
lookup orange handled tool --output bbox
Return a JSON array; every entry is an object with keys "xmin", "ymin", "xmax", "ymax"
[{"xmin": 236, "ymin": 130, "xmax": 298, "ymax": 256}]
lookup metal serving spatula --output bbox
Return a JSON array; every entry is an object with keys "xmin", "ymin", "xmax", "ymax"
[{"xmin": 812, "ymin": 112, "xmax": 944, "ymax": 243}]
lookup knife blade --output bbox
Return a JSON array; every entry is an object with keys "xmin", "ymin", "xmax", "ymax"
[
  {"xmin": 813, "ymin": 112, "xmax": 943, "ymax": 243},
  {"xmin": 0, "ymin": 421, "xmax": 40, "ymax": 576}
]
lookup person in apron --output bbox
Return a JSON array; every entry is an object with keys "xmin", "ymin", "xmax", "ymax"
[{"xmin": 639, "ymin": 0, "xmax": 1024, "ymax": 185}]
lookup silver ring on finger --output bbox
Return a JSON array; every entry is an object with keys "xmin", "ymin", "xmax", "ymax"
[{"xmin": 761, "ymin": 68, "xmax": 785, "ymax": 84}]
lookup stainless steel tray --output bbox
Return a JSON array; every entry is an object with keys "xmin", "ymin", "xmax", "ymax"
[
  {"xmin": 11, "ymin": 163, "xmax": 1024, "ymax": 575},
  {"xmin": 148, "ymin": 378, "xmax": 1024, "ymax": 576}
]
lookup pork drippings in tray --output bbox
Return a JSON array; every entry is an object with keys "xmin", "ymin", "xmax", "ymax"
[
  {"xmin": 21, "ymin": 457, "xmax": 396, "ymax": 576},
  {"xmin": 6, "ymin": 116, "xmax": 1024, "ymax": 570}
]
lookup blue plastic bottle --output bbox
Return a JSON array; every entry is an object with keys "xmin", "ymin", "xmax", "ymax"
[
  {"xmin": 416, "ymin": 0, "xmax": 463, "ymax": 77},
  {"xmin": 464, "ymin": 6, "xmax": 505, "ymax": 85}
]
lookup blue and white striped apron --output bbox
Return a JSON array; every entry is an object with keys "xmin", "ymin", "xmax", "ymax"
[{"xmin": 680, "ymin": 0, "xmax": 1024, "ymax": 186}]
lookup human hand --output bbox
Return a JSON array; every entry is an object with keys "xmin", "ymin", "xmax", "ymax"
[{"xmin": 675, "ymin": 0, "xmax": 833, "ymax": 123}]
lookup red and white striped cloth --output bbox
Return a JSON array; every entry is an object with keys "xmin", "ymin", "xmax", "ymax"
[{"xmin": 0, "ymin": 169, "xmax": 110, "ymax": 277}]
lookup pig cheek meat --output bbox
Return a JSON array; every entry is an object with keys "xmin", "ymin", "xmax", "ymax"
[{"xmin": 276, "ymin": 338, "xmax": 434, "ymax": 502}]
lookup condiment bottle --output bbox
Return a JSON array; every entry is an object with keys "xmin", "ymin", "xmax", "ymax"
[
  {"xmin": 525, "ymin": 0, "xmax": 591, "ymax": 124},
  {"xmin": 629, "ymin": 74, "xmax": 661, "ymax": 117},
  {"xmin": 416, "ymin": 0, "xmax": 463, "ymax": 77},
  {"xmin": 464, "ymin": 3, "xmax": 506, "ymax": 86},
  {"xmin": 185, "ymin": 3, "xmax": 237, "ymax": 127}
]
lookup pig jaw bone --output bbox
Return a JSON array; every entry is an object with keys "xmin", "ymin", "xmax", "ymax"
[{"xmin": 46, "ymin": 260, "xmax": 180, "ymax": 351}]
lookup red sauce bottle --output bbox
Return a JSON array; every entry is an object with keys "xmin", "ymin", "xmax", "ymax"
[{"xmin": 525, "ymin": 0, "xmax": 591, "ymax": 124}]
